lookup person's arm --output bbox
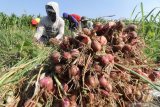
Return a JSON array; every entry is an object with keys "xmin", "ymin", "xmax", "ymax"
[
  {"xmin": 34, "ymin": 20, "xmax": 45, "ymax": 41},
  {"xmin": 87, "ymin": 21, "xmax": 93, "ymax": 29},
  {"xmin": 55, "ymin": 19, "xmax": 65, "ymax": 40},
  {"xmin": 72, "ymin": 16, "xmax": 79, "ymax": 29}
]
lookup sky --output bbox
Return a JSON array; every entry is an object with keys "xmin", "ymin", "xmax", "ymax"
[{"xmin": 0, "ymin": 0, "xmax": 160, "ymax": 19}]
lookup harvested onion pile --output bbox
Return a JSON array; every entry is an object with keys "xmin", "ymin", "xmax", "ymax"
[{"xmin": 17, "ymin": 21, "xmax": 160, "ymax": 107}]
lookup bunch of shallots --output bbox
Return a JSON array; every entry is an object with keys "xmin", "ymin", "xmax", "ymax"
[{"xmin": 22, "ymin": 21, "xmax": 158, "ymax": 107}]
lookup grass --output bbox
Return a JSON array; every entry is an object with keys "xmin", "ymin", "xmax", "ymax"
[
  {"xmin": 0, "ymin": 13, "xmax": 53, "ymax": 86},
  {"xmin": 0, "ymin": 13, "xmax": 34, "ymax": 66},
  {"xmin": 129, "ymin": 3, "xmax": 160, "ymax": 61},
  {"xmin": 0, "ymin": 27, "xmax": 34, "ymax": 68},
  {"xmin": 0, "ymin": 47, "xmax": 51, "ymax": 87}
]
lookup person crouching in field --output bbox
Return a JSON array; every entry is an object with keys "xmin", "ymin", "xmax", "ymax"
[
  {"xmin": 80, "ymin": 16, "xmax": 93, "ymax": 30},
  {"xmin": 63, "ymin": 13, "xmax": 81, "ymax": 37},
  {"xmin": 34, "ymin": 1, "xmax": 65, "ymax": 45}
]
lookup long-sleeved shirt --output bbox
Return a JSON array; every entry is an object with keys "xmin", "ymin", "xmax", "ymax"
[
  {"xmin": 71, "ymin": 14, "xmax": 81, "ymax": 22},
  {"xmin": 34, "ymin": 16, "xmax": 64, "ymax": 40},
  {"xmin": 34, "ymin": 2, "xmax": 65, "ymax": 41},
  {"xmin": 81, "ymin": 21, "xmax": 93, "ymax": 30},
  {"xmin": 68, "ymin": 15, "xmax": 79, "ymax": 30}
]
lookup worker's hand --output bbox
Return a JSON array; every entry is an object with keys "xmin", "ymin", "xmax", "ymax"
[
  {"xmin": 33, "ymin": 37, "xmax": 39, "ymax": 44},
  {"xmin": 49, "ymin": 38, "xmax": 60, "ymax": 45},
  {"xmin": 33, "ymin": 37, "xmax": 38, "ymax": 41},
  {"xmin": 33, "ymin": 37, "xmax": 44, "ymax": 46}
]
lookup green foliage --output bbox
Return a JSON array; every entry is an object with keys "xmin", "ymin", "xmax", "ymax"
[
  {"xmin": 0, "ymin": 12, "xmax": 34, "ymax": 29},
  {"xmin": 0, "ymin": 13, "xmax": 40, "ymax": 71},
  {"xmin": 92, "ymin": 17, "xmax": 107, "ymax": 24},
  {"xmin": 0, "ymin": 13, "xmax": 56, "ymax": 87},
  {"xmin": 130, "ymin": 3, "xmax": 160, "ymax": 61}
]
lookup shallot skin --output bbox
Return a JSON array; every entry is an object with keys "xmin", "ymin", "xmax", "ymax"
[
  {"xmin": 39, "ymin": 76, "xmax": 54, "ymax": 92},
  {"xmin": 69, "ymin": 65, "xmax": 80, "ymax": 76},
  {"xmin": 52, "ymin": 52, "xmax": 61, "ymax": 64},
  {"xmin": 91, "ymin": 40, "xmax": 102, "ymax": 52}
]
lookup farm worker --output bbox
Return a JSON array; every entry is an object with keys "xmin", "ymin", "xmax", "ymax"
[
  {"xmin": 31, "ymin": 18, "xmax": 40, "ymax": 26},
  {"xmin": 63, "ymin": 13, "xmax": 82, "ymax": 37},
  {"xmin": 34, "ymin": 1, "xmax": 65, "ymax": 44},
  {"xmin": 63, "ymin": 12, "xmax": 80, "ymax": 31},
  {"xmin": 81, "ymin": 16, "xmax": 93, "ymax": 30}
]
